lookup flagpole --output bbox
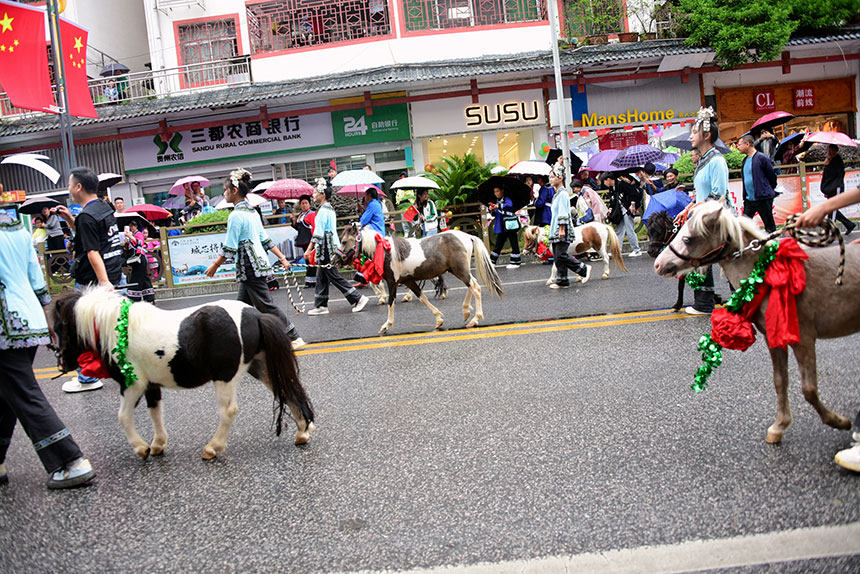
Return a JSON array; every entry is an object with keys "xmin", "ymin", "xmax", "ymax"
[{"xmin": 46, "ymin": 0, "xmax": 76, "ymax": 180}]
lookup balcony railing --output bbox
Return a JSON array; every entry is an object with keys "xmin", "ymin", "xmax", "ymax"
[
  {"xmin": 247, "ymin": 0, "xmax": 393, "ymax": 54},
  {"xmin": 0, "ymin": 56, "xmax": 252, "ymax": 120}
]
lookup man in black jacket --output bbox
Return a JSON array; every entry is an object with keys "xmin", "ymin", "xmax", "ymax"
[
  {"xmin": 738, "ymin": 134, "xmax": 778, "ymax": 233},
  {"xmin": 820, "ymin": 144, "xmax": 855, "ymax": 234},
  {"xmin": 601, "ymin": 171, "xmax": 643, "ymax": 256},
  {"xmin": 56, "ymin": 167, "xmax": 125, "ymax": 393}
]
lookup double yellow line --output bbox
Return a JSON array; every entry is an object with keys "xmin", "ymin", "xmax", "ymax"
[
  {"xmin": 32, "ymin": 309, "xmax": 696, "ymax": 378},
  {"xmin": 294, "ymin": 308, "xmax": 695, "ymax": 356}
]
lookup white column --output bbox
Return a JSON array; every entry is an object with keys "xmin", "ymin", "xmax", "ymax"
[{"xmin": 482, "ymin": 130, "xmax": 499, "ymax": 165}]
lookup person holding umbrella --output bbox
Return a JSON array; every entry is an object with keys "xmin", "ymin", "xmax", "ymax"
[
  {"xmin": 120, "ymin": 216, "xmax": 155, "ymax": 303},
  {"xmin": 820, "ymin": 144, "xmax": 855, "ymax": 234},
  {"xmin": 489, "ymin": 184, "xmax": 522, "ymax": 269},
  {"xmin": 205, "ymin": 169, "xmax": 306, "ymax": 349}
]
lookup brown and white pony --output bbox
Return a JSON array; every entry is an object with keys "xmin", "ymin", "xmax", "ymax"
[
  {"xmin": 655, "ymin": 201, "xmax": 860, "ymax": 444},
  {"xmin": 336, "ymin": 227, "xmax": 504, "ymax": 334},
  {"xmin": 51, "ymin": 287, "xmax": 315, "ymax": 460},
  {"xmin": 522, "ymin": 223, "xmax": 627, "ymax": 284}
]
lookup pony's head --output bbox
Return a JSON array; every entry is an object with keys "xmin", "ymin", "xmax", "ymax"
[
  {"xmin": 50, "ymin": 286, "xmax": 125, "ymax": 372},
  {"xmin": 654, "ymin": 200, "xmax": 766, "ymax": 277},
  {"xmin": 645, "ymin": 211, "xmax": 674, "ymax": 259},
  {"xmin": 332, "ymin": 222, "xmax": 359, "ymax": 267},
  {"xmin": 521, "ymin": 225, "xmax": 542, "ymax": 254}
]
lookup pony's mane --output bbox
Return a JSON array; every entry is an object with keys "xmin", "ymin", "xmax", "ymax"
[
  {"xmin": 359, "ymin": 226, "xmax": 379, "ymax": 258},
  {"xmin": 687, "ymin": 200, "xmax": 767, "ymax": 249},
  {"xmin": 74, "ymin": 286, "xmax": 127, "ymax": 355}
]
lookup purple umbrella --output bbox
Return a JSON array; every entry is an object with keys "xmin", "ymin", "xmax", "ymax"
[
  {"xmin": 610, "ymin": 145, "xmax": 666, "ymax": 169},
  {"xmin": 585, "ymin": 149, "xmax": 622, "ymax": 172},
  {"xmin": 162, "ymin": 195, "xmax": 186, "ymax": 209}
]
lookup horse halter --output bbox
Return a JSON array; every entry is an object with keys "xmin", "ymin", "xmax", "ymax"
[{"xmin": 668, "ymin": 239, "xmax": 730, "ymax": 269}]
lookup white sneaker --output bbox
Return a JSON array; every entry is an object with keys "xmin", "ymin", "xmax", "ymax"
[
  {"xmin": 549, "ymin": 283, "xmax": 569, "ymax": 289},
  {"xmin": 580, "ymin": 264, "xmax": 593, "ymax": 285},
  {"xmin": 62, "ymin": 377, "xmax": 104, "ymax": 393},
  {"xmin": 629, "ymin": 249, "xmax": 643, "ymax": 257},
  {"xmin": 685, "ymin": 306, "xmax": 711, "ymax": 316},
  {"xmin": 352, "ymin": 295, "xmax": 369, "ymax": 313},
  {"xmin": 505, "ymin": 263, "xmax": 521, "ymax": 270},
  {"xmin": 835, "ymin": 443, "xmax": 860, "ymax": 472},
  {"xmin": 307, "ymin": 306, "xmax": 329, "ymax": 316},
  {"xmin": 291, "ymin": 337, "xmax": 307, "ymax": 350}
]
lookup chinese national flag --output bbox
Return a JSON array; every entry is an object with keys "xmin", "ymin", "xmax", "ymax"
[
  {"xmin": 0, "ymin": 1, "xmax": 55, "ymax": 113},
  {"xmin": 59, "ymin": 17, "xmax": 97, "ymax": 118}
]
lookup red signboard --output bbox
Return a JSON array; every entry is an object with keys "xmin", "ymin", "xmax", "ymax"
[
  {"xmin": 598, "ymin": 130, "xmax": 648, "ymax": 151},
  {"xmin": 793, "ymin": 87, "xmax": 815, "ymax": 110},
  {"xmin": 753, "ymin": 90, "xmax": 776, "ymax": 113},
  {"xmin": 0, "ymin": 189, "xmax": 26, "ymax": 203}
]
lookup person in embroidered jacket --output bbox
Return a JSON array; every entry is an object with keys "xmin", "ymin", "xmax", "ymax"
[
  {"xmin": 0, "ymin": 207, "xmax": 96, "ymax": 489},
  {"xmin": 292, "ymin": 194, "xmax": 317, "ymax": 288},
  {"xmin": 532, "ymin": 176, "xmax": 554, "ymax": 226},
  {"xmin": 687, "ymin": 107, "xmax": 729, "ymax": 316},
  {"xmin": 489, "ymin": 187, "xmax": 522, "ymax": 269},
  {"xmin": 547, "ymin": 165, "xmax": 591, "ymax": 289},
  {"xmin": 123, "ymin": 218, "xmax": 155, "ymax": 303},
  {"xmin": 353, "ymin": 187, "xmax": 386, "ymax": 288},
  {"xmin": 205, "ymin": 169, "xmax": 306, "ymax": 350},
  {"xmin": 305, "ymin": 185, "xmax": 369, "ymax": 316}
]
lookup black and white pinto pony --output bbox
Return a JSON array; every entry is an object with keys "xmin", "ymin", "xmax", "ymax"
[
  {"xmin": 51, "ymin": 287, "xmax": 315, "ymax": 460},
  {"xmin": 336, "ymin": 226, "xmax": 504, "ymax": 334},
  {"xmin": 521, "ymin": 222, "xmax": 627, "ymax": 284}
]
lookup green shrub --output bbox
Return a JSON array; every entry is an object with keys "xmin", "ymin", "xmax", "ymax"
[{"xmin": 185, "ymin": 210, "xmax": 230, "ymax": 234}]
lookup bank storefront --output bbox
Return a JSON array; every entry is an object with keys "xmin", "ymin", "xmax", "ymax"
[
  {"xmin": 410, "ymin": 89, "xmax": 548, "ymax": 170},
  {"xmin": 120, "ymin": 99, "xmax": 412, "ymax": 203}
]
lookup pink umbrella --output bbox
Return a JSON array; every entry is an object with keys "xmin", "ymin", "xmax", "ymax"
[
  {"xmin": 803, "ymin": 131, "xmax": 858, "ymax": 148},
  {"xmin": 337, "ymin": 184, "xmax": 380, "ymax": 198},
  {"xmin": 126, "ymin": 204, "xmax": 172, "ymax": 221},
  {"xmin": 262, "ymin": 179, "xmax": 315, "ymax": 200},
  {"xmin": 169, "ymin": 175, "xmax": 211, "ymax": 195},
  {"xmin": 751, "ymin": 111, "xmax": 794, "ymax": 133}
]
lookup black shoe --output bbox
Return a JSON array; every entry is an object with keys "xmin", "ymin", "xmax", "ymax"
[{"xmin": 846, "ymin": 222, "xmax": 856, "ymax": 235}]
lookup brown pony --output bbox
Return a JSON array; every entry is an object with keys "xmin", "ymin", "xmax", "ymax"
[
  {"xmin": 522, "ymin": 223, "xmax": 627, "ymax": 284},
  {"xmin": 336, "ymin": 226, "xmax": 503, "ymax": 334},
  {"xmin": 655, "ymin": 201, "xmax": 860, "ymax": 444}
]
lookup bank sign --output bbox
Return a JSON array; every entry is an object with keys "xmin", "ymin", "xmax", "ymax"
[
  {"xmin": 331, "ymin": 103, "xmax": 410, "ymax": 146},
  {"xmin": 121, "ymin": 112, "xmax": 334, "ymax": 172}
]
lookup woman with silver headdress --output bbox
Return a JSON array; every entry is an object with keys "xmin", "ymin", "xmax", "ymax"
[{"xmin": 686, "ymin": 107, "xmax": 729, "ymax": 316}]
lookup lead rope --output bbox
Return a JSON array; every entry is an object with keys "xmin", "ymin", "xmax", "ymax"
[
  {"xmin": 733, "ymin": 215, "xmax": 846, "ymax": 286},
  {"xmin": 278, "ymin": 265, "xmax": 307, "ymax": 314}
]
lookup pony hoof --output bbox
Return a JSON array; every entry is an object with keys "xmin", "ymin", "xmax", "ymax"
[
  {"xmin": 135, "ymin": 446, "xmax": 151, "ymax": 459},
  {"xmin": 308, "ymin": 422, "xmax": 317, "ymax": 432},
  {"xmin": 765, "ymin": 429, "xmax": 784, "ymax": 444},
  {"xmin": 435, "ymin": 319, "xmax": 444, "ymax": 330},
  {"xmin": 545, "ymin": 279, "xmax": 553, "ymax": 286},
  {"xmin": 377, "ymin": 299, "xmax": 386, "ymax": 305},
  {"xmin": 439, "ymin": 293, "xmax": 447, "ymax": 300},
  {"xmin": 378, "ymin": 325, "xmax": 390, "ymax": 335},
  {"xmin": 149, "ymin": 444, "xmax": 166, "ymax": 456},
  {"xmin": 201, "ymin": 446, "xmax": 218, "ymax": 460},
  {"xmin": 466, "ymin": 320, "xmax": 479, "ymax": 328},
  {"xmin": 295, "ymin": 431, "xmax": 310, "ymax": 446},
  {"xmin": 601, "ymin": 274, "xmax": 609, "ymax": 280}
]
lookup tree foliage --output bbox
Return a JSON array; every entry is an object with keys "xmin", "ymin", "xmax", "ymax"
[
  {"xmin": 424, "ymin": 154, "xmax": 497, "ymax": 209},
  {"xmin": 678, "ymin": 0, "xmax": 860, "ymax": 68}
]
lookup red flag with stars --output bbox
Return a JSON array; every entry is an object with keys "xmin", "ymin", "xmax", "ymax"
[
  {"xmin": 59, "ymin": 17, "xmax": 97, "ymax": 118},
  {"xmin": 0, "ymin": 1, "xmax": 55, "ymax": 113}
]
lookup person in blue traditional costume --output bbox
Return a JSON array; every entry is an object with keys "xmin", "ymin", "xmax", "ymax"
[
  {"xmin": 205, "ymin": 169, "xmax": 306, "ymax": 350},
  {"xmin": 0, "ymin": 203, "xmax": 96, "ymax": 489},
  {"xmin": 489, "ymin": 185, "xmax": 522, "ymax": 269},
  {"xmin": 687, "ymin": 106, "xmax": 730, "ymax": 316}
]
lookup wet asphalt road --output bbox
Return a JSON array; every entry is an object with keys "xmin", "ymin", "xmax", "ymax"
[{"xmin": 2, "ymin": 255, "xmax": 859, "ymax": 573}]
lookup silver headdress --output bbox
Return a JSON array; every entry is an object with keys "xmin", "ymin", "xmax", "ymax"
[
  {"xmin": 551, "ymin": 163, "xmax": 566, "ymax": 180},
  {"xmin": 693, "ymin": 107, "xmax": 717, "ymax": 133},
  {"xmin": 229, "ymin": 168, "xmax": 252, "ymax": 189}
]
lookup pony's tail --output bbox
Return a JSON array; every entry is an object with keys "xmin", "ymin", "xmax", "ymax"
[
  {"xmin": 471, "ymin": 236, "xmax": 504, "ymax": 297},
  {"xmin": 258, "ymin": 314, "xmax": 314, "ymax": 436},
  {"xmin": 606, "ymin": 225, "xmax": 628, "ymax": 272}
]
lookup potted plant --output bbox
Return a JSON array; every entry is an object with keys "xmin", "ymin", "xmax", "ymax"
[
  {"xmin": 564, "ymin": 0, "xmax": 622, "ymax": 44},
  {"xmin": 617, "ymin": 31, "xmax": 639, "ymax": 42}
]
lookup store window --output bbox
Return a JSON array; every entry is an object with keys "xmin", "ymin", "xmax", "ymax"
[
  {"xmin": 176, "ymin": 17, "xmax": 240, "ymax": 87},
  {"xmin": 425, "ymin": 133, "xmax": 484, "ymax": 168},
  {"xmin": 497, "ymin": 129, "xmax": 533, "ymax": 168},
  {"xmin": 280, "ymin": 155, "xmax": 368, "ymax": 182},
  {"xmin": 403, "ymin": 0, "xmax": 546, "ymax": 33}
]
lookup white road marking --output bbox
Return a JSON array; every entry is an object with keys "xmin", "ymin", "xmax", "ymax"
[{"xmin": 345, "ymin": 523, "xmax": 860, "ymax": 574}]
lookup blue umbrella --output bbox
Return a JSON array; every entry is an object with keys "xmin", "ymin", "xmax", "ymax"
[
  {"xmin": 642, "ymin": 189, "xmax": 692, "ymax": 223},
  {"xmin": 611, "ymin": 145, "xmax": 666, "ymax": 169},
  {"xmin": 773, "ymin": 133, "xmax": 806, "ymax": 162}
]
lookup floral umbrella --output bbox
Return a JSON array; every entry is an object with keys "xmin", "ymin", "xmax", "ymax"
[{"xmin": 262, "ymin": 179, "xmax": 315, "ymax": 200}]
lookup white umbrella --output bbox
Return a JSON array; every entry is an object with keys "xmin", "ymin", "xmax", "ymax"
[
  {"xmin": 1, "ymin": 154, "xmax": 60, "ymax": 184},
  {"xmin": 390, "ymin": 176, "xmax": 440, "ymax": 190},
  {"xmin": 215, "ymin": 193, "xmax": 269, "ymax": 210},
  {"xmin": 490, "ymin": 165, "xmax": 509, "ymax": 175},
  {"xmin": 98, "ymin": 172, "xmax": 123, "ymax": 191},
  {"xmin": 330, "ymin": 169, "xmax": 384, "ymax": 186},
  {"xmin": 169, "ymin": 175, "xmax": 211, "ymax": 195},
  {"xmin": 252, "ymin": 180, "xmax": 274, "ymax": 193},
  {"xmin": 507, "ymin": 161, "xmax": 552, "ymax": 176}
]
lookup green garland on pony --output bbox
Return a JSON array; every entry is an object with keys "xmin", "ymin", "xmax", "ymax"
[{"xmin": 112, "ymin": 299, "xmax": 138, "ymax": 388}]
